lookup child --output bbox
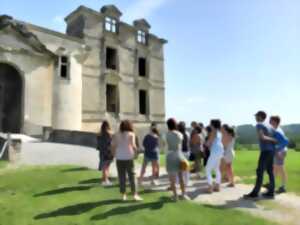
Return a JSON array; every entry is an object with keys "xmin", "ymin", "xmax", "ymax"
[
  {"xmin": 270, "ymin": 116, "xmax": 289, "ymax": 194},
  {"xmin": 97, "ymin": 121, "xmax": 114, "ymax": 186},
  {"xmin": 222, "ymin": 125, "xmax": 236, "ymax": 187},
  {"xmin": 138, "ymin": 127, "xmax": 160, "ymax": 186}
]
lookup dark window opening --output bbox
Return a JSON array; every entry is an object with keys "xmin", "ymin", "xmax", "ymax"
[
  {"xmin": 106, "ymin": 84, "xmax": 118, "ymax": 113},
  {"xmin": 139, "ymin": 90, "xmax": 147, "ymax": 115},
  {"xmin": 106, "ymin": 48, "xmax": 117, "ymax": 70},
  {"xmin": 60, "ymin": 56, "xmax": 69, "ymax": 79},
  {"xmin": 139, "ymin": 58, "xmax": 147, "ymax": 77}
]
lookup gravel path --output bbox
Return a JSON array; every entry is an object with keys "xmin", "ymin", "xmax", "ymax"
[{"xmin": 15, "ymin": 142, "xmax": 300, "ymax": 225}]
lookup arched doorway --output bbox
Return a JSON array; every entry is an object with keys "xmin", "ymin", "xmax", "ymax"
[{"xmin": 0, "ymin": 63, "xmax": 23, "ymax": 133}]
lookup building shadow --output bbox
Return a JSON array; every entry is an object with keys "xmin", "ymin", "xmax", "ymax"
[
  {"xmin": 34, "ymin": 185, "xmax": 95, "ymax": 197},
  {"xmin": 90, "ymin": 197, "xmax": 172, "ymax": 221},
  {"xmin": 34, "ymin": 199, "xmax": 124, "ymax": 220}
]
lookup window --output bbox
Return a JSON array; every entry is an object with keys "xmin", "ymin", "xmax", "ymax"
[
  {"xmin": 139, "ymin": 90, "xmax": 147, "ymax": 115},
  {"xmin": 138, "ymin": 57, "xmax": 147, "ymax": 77},
  {"xmin": 106, "ymin": 84, "xmax": 118, "ymax": 113},
  {"xmin": 106, "ymin": 47, "xmax": 117, "ymax": 70},
  {"xmin": 137, "ymin": 30, "xmax": 147, "ymax": 45},
  {"xmin": 105, "ymin": 17, "xmax": 117, "ymax": 33},
  {"xmin": 59, "ymin": 56, "xmax": 70, "ymax": 79}
]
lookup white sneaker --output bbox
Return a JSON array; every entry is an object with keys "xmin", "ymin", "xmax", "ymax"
[
  {"xmin": 133, "ymin": 194, "xmax": 143, "ymax": 201},
  {"xmin": 151, "ymin": 180, "xmax": 159, "ymax": 186},
  {"xmin": 102, "ymin": 180, "xmax": 113, "ymax": 187},
  {"xmin": 122, "ymin": 194, "xmax": 127, "ymax": 201}
]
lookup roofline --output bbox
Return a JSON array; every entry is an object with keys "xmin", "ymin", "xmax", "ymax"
[
  {"xmin": 18, "ymin": 20, "xmax": 85, "ymax": 44},
  {"xmin": 65, "ymin": 5, "xmax": 102, "ymax": 22},
  {"xmin": 65, "ymin": 5, "xmax": 168, "ymax": 45}
]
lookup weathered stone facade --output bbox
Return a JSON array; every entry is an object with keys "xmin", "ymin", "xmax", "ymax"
[{"xmin": 0, "ymin": 5, "xmax": 167, "ymax": 136}]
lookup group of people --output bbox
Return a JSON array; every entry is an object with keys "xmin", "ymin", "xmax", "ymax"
[
  {"xmin": 163, "ymin": 118, "xmax": 236, "ymax": 200},
  {"xmin": 96, "ymin": 110, "xmax": 289, "ymax": 202},
  {"xmin": 96, "ymin": 118, "xmax": 236, "ymax": 202}
]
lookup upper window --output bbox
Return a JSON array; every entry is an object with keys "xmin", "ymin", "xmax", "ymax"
[
  {"xmin": 137, "ymin": 30, "xmax": 147, "ymax": 45},
  {"xmin": 59, "ymin": 56, "xmax": 70, "ymax": 79},
  {"xmin": 105, "ymin": 17, "xmax": 117, "ymax": 33}
]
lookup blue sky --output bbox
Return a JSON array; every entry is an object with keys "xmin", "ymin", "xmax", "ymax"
[{"xmin": 1, "ymin": 0, "xmax": 300, "ymax": 125}]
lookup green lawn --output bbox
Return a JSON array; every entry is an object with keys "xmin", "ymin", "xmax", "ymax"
[
  {"xmin": 0, "ymin": 161, "xmax": 7, "ymax": 169},
  {"xmin": 0, "ymin": 165, "xmax": 276, "ymax": 225},
  {"xmin": 234, "ymin": 150, "xmax": 300, "ymax": 194}
]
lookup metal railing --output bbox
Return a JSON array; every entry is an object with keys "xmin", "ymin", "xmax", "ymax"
[{"xmin": 0, "ymin": 133, "xmax": 10, "ymax": 160}]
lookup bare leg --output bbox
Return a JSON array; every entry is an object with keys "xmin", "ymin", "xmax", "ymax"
[
  {"xmin": 226, "ymin": 163, "xmax": 235, "ymax": 186},
  {"xmin": 152, "ymin": 161, "xmax": 159, "ymax": 181},
  {"xmin": 102, "ymin": 164, "xmax": 110, "ymax": 182},
  {"xmin": 138, "ymin": 160, "xmax": 147, "ymax": 184},
  {"xmin": 169, "ymin": 174, "xmax": 177, "ymax": 199},
  {"xmin": 178, "ymin": 171, "xmax": 186, "ymax": 196},
  {"xmin": 277, "ymin": 165, "xmax": 287, "ymax": 187}
]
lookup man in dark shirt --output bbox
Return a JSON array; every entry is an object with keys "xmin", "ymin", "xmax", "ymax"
[{"xmin": 244, "ymin": 111, "xmax": 277, "ymax": 199}]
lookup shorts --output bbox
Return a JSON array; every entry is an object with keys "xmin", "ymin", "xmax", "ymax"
[
  {"xmin": 144, "ymin": 155, "xmax": 159, "ymax": 164},
  {"xmin": 223, "ymin": 150, "xmax": 235, "ymax": 164},
  {"xmin": 274, "ymin": 151, "xmax": 287, "ymax": 166}
]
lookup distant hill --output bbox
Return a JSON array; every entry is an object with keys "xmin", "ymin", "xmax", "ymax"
[{"xmin": 236, "ymin": 124, "xmax": 300, "ymax": 145}]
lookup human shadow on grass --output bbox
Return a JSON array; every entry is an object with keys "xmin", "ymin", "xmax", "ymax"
[
  {"xmin": 203, "ymin": 197, "xmax": 259, "ymax": 210},
  {"xmin": 61, "ymin": 167, "xmax": 90, "ymax": 173},
  {"xmin": 90, "ymin": 197, "xmax": 172, "ymax": 221},
  {"xmin": 78, "ymin": 177, "xmax": 118, "ymax": 185},
  {"xmin": 34, "ymin": 199, "xmax": 124, "ymax": 220},
  {"xmin": 34, "ymin": 185, "xmax": 95, "ymax": 197}
]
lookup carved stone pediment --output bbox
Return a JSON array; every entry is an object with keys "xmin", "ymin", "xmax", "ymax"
[{"xmin": 0, "ymin": 15, "xmax": 55, "ymax": 57}]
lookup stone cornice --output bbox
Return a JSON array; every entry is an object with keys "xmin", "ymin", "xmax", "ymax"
[{"xmin": 0, "ymin": 15, "xmax": 56, "ymax": 57}]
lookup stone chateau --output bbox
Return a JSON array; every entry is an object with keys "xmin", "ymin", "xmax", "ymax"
[{"xmin": 0, "ymin": 5, "xmax": 167, "ymax": 136}]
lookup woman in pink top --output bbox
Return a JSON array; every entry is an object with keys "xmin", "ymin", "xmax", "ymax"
[{"xmin": 112, "ymin": 120, "xmax": 142, "ymax": 201}]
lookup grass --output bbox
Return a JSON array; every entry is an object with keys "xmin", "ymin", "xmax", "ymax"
[
  {"xmin": 234, "ymin": 150, "xmax": 300, "ymax": 194},
  {"xmin": 0, "ymin": 165, "xmax": 276, "ymax": 225},
  {"xmin": 0, "ymin": 160, "xmax": 7, "ymax": 169}
]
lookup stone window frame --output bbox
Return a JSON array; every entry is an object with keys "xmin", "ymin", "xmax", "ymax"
[
  {"xmin": 104, "ymin": 16, "xmax": 118, "ymax": 33},
  {"xmin": 137, "ymin": 30, "xmax": 147, "ymax": 45},
  {"xmin": 58, "ymin": 55, "xmax": 71, "ymax": 80}
]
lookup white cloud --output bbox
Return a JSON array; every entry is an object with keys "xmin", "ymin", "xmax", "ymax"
[{"xmin": 124, "ymin": 0, "xmax": 170, "ymax": 21}]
